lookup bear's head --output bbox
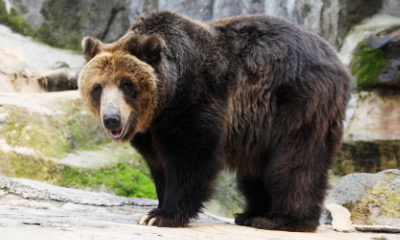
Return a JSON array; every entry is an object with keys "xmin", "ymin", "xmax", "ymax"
[{"xmin": 78, "ymin": 33, "xmax": 174, "ymax": 143}]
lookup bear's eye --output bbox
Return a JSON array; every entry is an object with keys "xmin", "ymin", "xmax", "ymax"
[
  {"xmin": 91, "ymin": 84, "xmax": 102, "ymax": 102},
  {"xmin": 120, "ymin": 79, "xmax": 134, "ymax": 94},
  {"xmin": 93, "ymin": 84, "xmax": 102, "ymax": 93}
]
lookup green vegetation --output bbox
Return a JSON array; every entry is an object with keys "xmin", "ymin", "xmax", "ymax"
[
  {"xmin": 336, "ymin": 139, "xmax": 400, "ymax": 176},
  {"xmin": 345, "ymin": 172, "xmax": 400, "ymax": 224},
  {"xmin": 0, "ymin": 1, "xmax": 37, "ymax": 37},
  {"xmin": 2, "ymin": 107, "xmax": 71, "ymax": 158},
  {"xmin": 350, "ymin": 42, "xmax": 386, "ymax": 91},
  {"xmin": 205, "ymin": 171, "xmax": 245, "ymax": 218},
  {"xmin": 0, "ymin": 151, "xmax": 63, "ymax": 185},
  {"xmin": 0, "ymin": 100, "xmax": 157, "ymax": 199},
  {"xmin": 0, "ymin": 0, "xmax": 81, "ymax": 50},
  {"xmin": 0, "ymin": 150, "xmax": 157, "ymax": 199},
  {"xmin": 0, "ymin": 100, "xmax": 110, "ymax": 159},
  {"xmin": 60, "ymin": 163, "xmax": 157, "ymax": 199}
]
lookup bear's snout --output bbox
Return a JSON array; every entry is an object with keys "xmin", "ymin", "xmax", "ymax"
[{"xmin": 103, "ymin": 114, "xmax": 121, "ymax": 130}]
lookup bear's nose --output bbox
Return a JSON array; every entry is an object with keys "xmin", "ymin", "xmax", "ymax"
[{"xmin": 103, "ymin": 114, "xmax": 121, "ymax": 130}]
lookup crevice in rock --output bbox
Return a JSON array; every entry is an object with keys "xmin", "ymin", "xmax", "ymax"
[{"xmin": 101, "ymin": 6, "xmax": 125, "ymax": 41}]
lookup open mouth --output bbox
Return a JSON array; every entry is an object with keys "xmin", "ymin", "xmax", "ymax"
[{"xmin": 109, "ymin": 125, "xmax": 127, "ymax": 140}]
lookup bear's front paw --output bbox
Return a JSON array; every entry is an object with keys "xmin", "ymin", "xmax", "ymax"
[
  {"xmin": 234, "ymin": 212, "xmax": 253, "ymax": 226},
  {"xmin": 138, "ymin": 208, "xmax": 189, "ymax": 227},
  {"xmin": 234, "ymin": 212, "xmax": 262, "ymax": 226},
  {"xmin": 235, "ymin": 213, "xmax": 275, "ymax": 230}
]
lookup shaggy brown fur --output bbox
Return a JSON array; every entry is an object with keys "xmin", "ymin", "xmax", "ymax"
[{"xmin": 78, "ymin": 10, "xmax": 351, "ymax": 232}]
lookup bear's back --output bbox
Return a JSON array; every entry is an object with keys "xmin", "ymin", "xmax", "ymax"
[{"xmin": 210, "ymin": 15, "xmax": 350, "ymax": 174}]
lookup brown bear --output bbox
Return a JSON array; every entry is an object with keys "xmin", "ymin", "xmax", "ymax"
[{"xmin": 78, "ymin": 10, "xmax": 350, "ymax": 232}]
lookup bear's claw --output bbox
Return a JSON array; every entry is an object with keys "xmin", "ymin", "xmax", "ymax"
[
  {"xmin": 138, "ymin": 215, "xmax": 151, "ymax": 225},
  {"xmin": 138, "ymin": 209, "xmax": 189, "ymax": 227},
  {"xmin": 148, "ymin": 217, "xmax": 157, "ymax": 226},
  {"xmin": 138, "ymin": 215, "xmax": 158, "ymax": 226}
]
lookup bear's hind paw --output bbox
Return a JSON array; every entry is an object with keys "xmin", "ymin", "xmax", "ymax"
[{"xmin": 250, "ymin": 217, "xmax": 275, "ymax": 230}]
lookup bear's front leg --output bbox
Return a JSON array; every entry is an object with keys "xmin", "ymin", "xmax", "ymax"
[{"xmin": 139, "ymin": 109, "xmax": 225, "ymax": 227}]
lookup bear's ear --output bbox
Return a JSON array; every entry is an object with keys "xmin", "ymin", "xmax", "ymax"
[
  {"xmin": 128, "ymin": 35, "xmax": 162, "ymax": 64},
  {"xmin": 142, "ymin": 35, "xmax": 162, "ymax": 63},
  {"xmin": 82, "ymin": 36, "xmax": 101, "ymax": 62}
]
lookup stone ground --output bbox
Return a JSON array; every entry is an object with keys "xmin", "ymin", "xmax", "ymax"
[
  {"xmin": 1, "ymin": 177, "xmax": 400, "ymax": 240},
  {"xmin": 0, "ymin": 24, "xmax": 84, "ymax": 71}
]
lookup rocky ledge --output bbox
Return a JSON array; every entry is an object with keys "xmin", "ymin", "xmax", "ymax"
[{"xmin": 1, "ymin": 177, "xmax": 400, "ymax": 240}]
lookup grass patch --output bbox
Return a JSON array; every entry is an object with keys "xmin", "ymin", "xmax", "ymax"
[
  {"xmin": 1, "ymin": 107, "xmax": 71, "ymax": 158},
  {"xmin": 0, "ymin": 149, "xmax": 157, "ymax": 199},
  {"xmin": 59, "ymin": 99, "xmax": 110, "ymax": 151},
  {"xmin": 350, "ymin": 42, "xmax": 386, "ymax": 91},
  {"xmin": 0, "ymin": 99, "xmax": 156, "ymax": 200},
  {"xmin": 0, "ymin": 1, "xmax": 31, "ymax": 35},
  {"xmin": 60, "ymin": 163, "xmax": 156, "ymax": 199},
  {"xmin": 0, "ymin": 150, "xmax": 63, "ymax": 185},
  {"xmin": 0, "ymin": 100, "xmax": 110, "ymax": 158}
]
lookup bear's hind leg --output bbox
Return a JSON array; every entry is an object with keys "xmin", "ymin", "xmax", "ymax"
[
  {"xmin": 249, "ymin": 146, "xmax": 329, "ymax": 232},
  {"xmin": 235, "ymin": 174, "xmax": 271, "ymax": 226}
]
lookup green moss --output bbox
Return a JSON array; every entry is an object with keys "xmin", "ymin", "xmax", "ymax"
[
  {"xmin": 0, "ymin": 149, "xmax": 157, "ymax": 199},
  {"xmin": 0, "ymin": 150, "xmax": 63, "ymax": 185},
  {"xmin": 37, "ymin": 23, "xmax": 82, "ymax": 50},
  {"xmin": 0, "ymin": 1, "xmax": 35, "ymax": 36},
  {"xmin": 345, "ymin": 172, "xmax": 400, "ymax": 224},
  {"xmin": 60, "ymin": 163, "xmax": 156, "ymax": 199},
  {"xmin": 336, "ymin": 139, "xmax": 400, "ymax": 176},
  {"xmin": 350, "ymin": 42, "xmax": 386, "ymax": 91},
  {"xmin": 0, "ymin": 100, "xmax": 110, "ymax": 158},
  {"xmin": 59, "ymin": 99, "xmax": 111, "ymax": 151},
  {"xmin": 1, "ymin": 107, "xmax": 70, "ymax": 158}
]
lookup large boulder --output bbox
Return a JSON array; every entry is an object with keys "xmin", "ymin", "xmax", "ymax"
[
  {"xmin": 2, "ymin": 0, "xmax": 396, "ymax": 50},
  {"xmin": 4, "ymin": 0, "xmax": 132, "ymax": 49},
  {"xmin": 327, "ymin": 169, "xmax": 400, "ymax": 226},
  {"xmin": 350, "ymin": 25, "xmax": 400, "ymax": 90},
  {"xmin": 263, "ymin": 0, "xmax": 382, "ymax": 49},
  {"xmin": 381, "ymin": 0, "xmax": 400, "ymax": 18},
  {"xmin": 0, "ymin": 22, "xmax": 84, "ymax": 92},
  {"xmin": 336, "ymin": 91, "xmax": 400, "ymax": 176}
]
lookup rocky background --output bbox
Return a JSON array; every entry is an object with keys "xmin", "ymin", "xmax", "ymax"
[{"xmin": 1, "ymin": 0, "xmax": 400, "ymax": 234}]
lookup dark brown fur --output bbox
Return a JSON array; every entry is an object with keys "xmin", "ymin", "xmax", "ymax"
[{"xmin": 79, "ymin": 10, "xmax": 351, "ymax": 231}]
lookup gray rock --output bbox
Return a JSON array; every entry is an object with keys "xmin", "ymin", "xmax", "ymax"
[
  {"xmin": 327, "ymin": 170, "xmax": 400, "ymax": 227},
  {"xmin": 326, "ymin": 169, "xmax": 400, "ymax": 205},
  {"xmin": 1, "ymin": 188, "xmax": 397, "ymax": 239},
  {"xmin": 6, "ymin": 0, "xmax": 392, "ymax": 50},
  {"xmin": 37, "ymin": 68, "xmax": 80, "ymax": 91},
  {"xmin": 0, "ymin": 177, "xmax": 158, "ymax": 207},
  {"xmin": 350, "ymin": 25, "xmax": 400, "ymax": 87},
  {"xmin": 8, "ymin": 0, "xmax": 132, "ymax": 48},
  {"xmin": 263, "ymin": 0, "xmax": 382, "ymax": 48},
  {"xmin": 51, "ymin": 61, "xmax": 70, "ymax": 70},
  {"xmin": 381, "ymin": 0, "xmax": 400, "ymax": 18},
  {"xmin": 354, "ymin": 224, "xmax": 400, "ymax": 233},
  {"xmin": 0, "ymin": 189, "xmax": 6, "ymax": 197},
  {"xmin": 320, "ymin": 208, "xmax": 333, "ymax": 225},
  {"xmin": 325, "ymin": 203, "xmax": 356, "ymax": 232},
  {"xmin": 159, "ymin": 0, "xmax": 213, "ymax": 21},
  {"xmin": 211, "ymin": 0, "xmax": 264, "ymax": 20}
]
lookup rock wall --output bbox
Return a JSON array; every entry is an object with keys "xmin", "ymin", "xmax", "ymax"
[{"xmin": 2, "ymin": 0, "xmax": 393, "ymax": 49}]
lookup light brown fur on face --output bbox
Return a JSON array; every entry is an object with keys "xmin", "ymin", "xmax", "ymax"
[{"xmin": 78, "ymin": 39, "xmax": 158, "ymax": 143}]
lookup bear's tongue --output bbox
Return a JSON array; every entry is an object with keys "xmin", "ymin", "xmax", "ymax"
[{"xmin": 110, "ymin": 128, "xmax": 123, "ymax": 138}]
